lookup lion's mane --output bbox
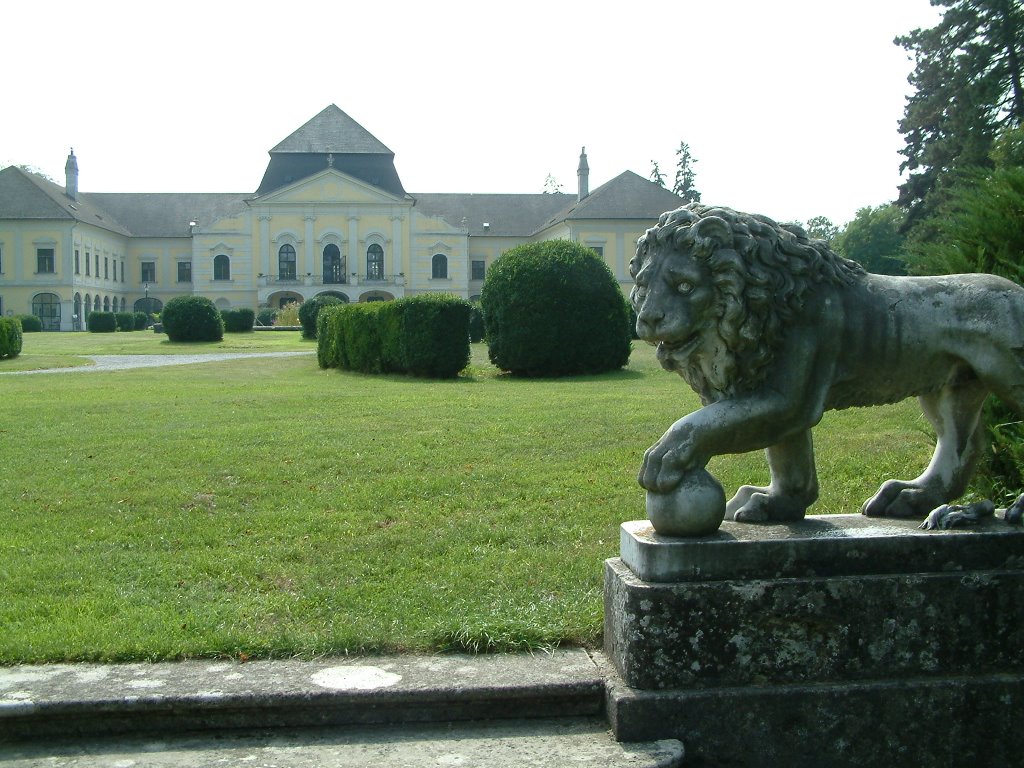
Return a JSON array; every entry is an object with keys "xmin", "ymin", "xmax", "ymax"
[{"xmin": 635, "ymin": 204, "xmax": 865, "ymax": 402}]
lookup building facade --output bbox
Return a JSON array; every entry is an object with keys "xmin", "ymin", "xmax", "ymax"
[{"xmin": 0, "ymin": 105, "xmax": 684, "ymax": 330}]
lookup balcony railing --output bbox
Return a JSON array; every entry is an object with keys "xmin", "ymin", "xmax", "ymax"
[{"xmin": 257, "ymin": 273, "xmax": 405, "ymax": 286}]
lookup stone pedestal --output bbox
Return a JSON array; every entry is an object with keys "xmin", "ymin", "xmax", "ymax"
[{"xmin": 603, "ymin": 513, "xmax": 1024, "ymax": 767}]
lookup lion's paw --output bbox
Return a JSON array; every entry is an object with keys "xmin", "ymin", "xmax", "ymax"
[
  {"xmin": 862, "ymin": 481, "xmax": 942, "ymax": 519},
  {"xmin": 726, "ymin": 488, "xmax": 807, "ymax": 523}
]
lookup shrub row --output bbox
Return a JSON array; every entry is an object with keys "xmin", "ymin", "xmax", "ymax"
[
  {"xmin": 162, "ymin": 296, "xmax": 224, "ymax": 342},
  {"xmin": 15, "ymin": 314, "xmax": 42, "ymax": 333},
  {"xmin": 87, "ymin": 312, "xmax": 117, "ymax": 332},
  {"xmin": 0, "ymin": 317, "xmax": 23, "ymax": 358},
  {"xmin": 318, "ymin": 294, "xmax": 471, "ymax": 378},
  {"xmin": 222, "ymin": 308, "xmax": 256, "ymax": 333}
]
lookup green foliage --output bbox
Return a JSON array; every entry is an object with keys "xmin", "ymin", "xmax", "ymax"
[
  {"xmin": 298, "ymin": 295, "xmax": 343, "ymax": 339},
  {"xmin": 482, "ymin": 240, "xmax": 631, "ymax": 377},
  {"xmin": 0, "ymin": 317, "xmax": 23, "ymax": 359},
  {"xmin": 673, "ymin": 141, "xmax": 701, "ymax": 203},
  {"xmin": 973, "ymin": 396, "xmax": 1024, "ymax": 506},
  {"xmin": 115, "ymin": 312, "xmax": 136, "ymax": 332},
  {"xmin": 222, "ymin": 308, "xmax": 256, "ymax": 333},
  {"xmin": 256, "ymin": 308, "xmax": 278, "ymax": 327},
  {"xmin": 87, "ymin": 312, "xmax": 117, "ymax": 333},
  {"xmin": 275, "ymin": 301, "xmax": 301, "ymax": 326},
  {"xmin": 834, "ymin": 205, "xmax": 908, "ymax": 275},
  {"xmin": 650, "ymin": 161, "xmax": 666, "ymax": 187},
  {"xmin": 468, "ymin": 302, "xmax": 485, "ymax": 343},
  {"xmin": 161, "ymin": 296, "xmax": 224, "ymax": 342},
  {"xmin": 907, "ymin": 166, "xmax": 1024, "ymax": 279},
  {"xmin": 15, "ymin": 314, "xmax": 42, "ymax": 333},
  {"xmin": 895, "ymin": 0, "xmax": 1024, "ymax": 236},
  {"xmin": 133, "ymin": 311, "xmax": 149, "ymax": 330},
  {"xmin": 804, "ymin": 216, "xmax": 840, "ymax": 245},
  {"xmin": 317, "ymin": 296, "xmax": 471, "ymax": 378}
]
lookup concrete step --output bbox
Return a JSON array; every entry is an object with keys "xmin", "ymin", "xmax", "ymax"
[
  {"xmin": 0, "ymin": 650, "xmax": 605, "ymax": 739},
  {"xmin": 0, "ymin": 650, "xmax": 684, "ymax": 767},
  {"xmin": 3, "ymin": 718, "xmax": 685, "ymax": 767}
]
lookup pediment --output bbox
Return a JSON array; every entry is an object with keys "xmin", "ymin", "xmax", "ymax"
[{"xmin": 256, "ymin": 169, "xmax": 404, "ymax": 206}]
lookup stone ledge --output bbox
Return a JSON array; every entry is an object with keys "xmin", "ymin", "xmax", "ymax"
[{"xmin": 620, "ymin": 512, "xmax": 1024, "ymax": 583}]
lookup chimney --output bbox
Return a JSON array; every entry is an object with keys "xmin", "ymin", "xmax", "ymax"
[
  {"xmin": 65, "ymin": 148, "xmax": 79, "ymax": 201},
  {"xmin": 577, "ymin": 146, "xmax": 589, "ymax": 201}
]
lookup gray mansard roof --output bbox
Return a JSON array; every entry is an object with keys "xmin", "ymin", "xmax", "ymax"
[{"xmin": 269, "ymin": 105, "xmax": 394, "ymax": 155}]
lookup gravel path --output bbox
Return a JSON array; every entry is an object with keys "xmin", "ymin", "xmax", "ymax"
[{"xmin": 0, "ymin": 351, "xmax": 314, "ymax": 376}]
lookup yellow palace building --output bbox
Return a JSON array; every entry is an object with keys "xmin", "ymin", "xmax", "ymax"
[{"xmin": 0, "ymin": 105, "xmax": 684, "ymax": 330}]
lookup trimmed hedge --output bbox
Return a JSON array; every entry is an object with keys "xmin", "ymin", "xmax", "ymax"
[
  {"xmin": 161, "ymin": 295, "xmax": 224, "ymax": 342},
  {"xmin": 299, "ymin": 295, "xmax": 343, "ymax": 339},
  {"xmin": 87, "ymin": 311, "xmax": 117, "ymax": 333},
  {"xmin": 256, "ymin": 308, "xmax": 278, "ymax": 327},
  {"xmin": 115, "ymin": 312, "xmax": 136, "ymax": 331},
  {"xmin": 0, "ymin": 317, "xmax": 23, "ymax": 358},
  {"xmin": 222, "ymin": 308, "xmax": 256, "ymax": 333},
  {"xmin": 133, "ymin": 311, "xmax": 149, "ymax": 330},
  {"xmin": 317, "ymin": 294, "xmax": 471, "ymax": 378},
  {"xmin": 16, "ymin": 314, "xmax": 42, "ymax": 333},
  {"xmin": 481, "ymin": 239, "xmax": 631, "ymax": 376}
]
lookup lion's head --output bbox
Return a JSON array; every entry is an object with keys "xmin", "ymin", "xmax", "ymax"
[{"xmin": 630, "ymin": 204, "xmax": 864, "ymax": 403}]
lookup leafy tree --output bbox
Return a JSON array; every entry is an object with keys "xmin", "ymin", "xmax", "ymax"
[
  {"xmin": 895, "ymin": 0, "xmax": 1024, "ymax": 238},
  {"xmin": 833, "ymin": 205, "xmax": 908, "ymax": 275},
  {"xmin": 650, "ymin": 161, "xmax": 666, "ymax": 187},
  {"xmin": 805, "ymin": 216, "xmax": 840, "ymax": 245},
  {"xmin": 672, "ymin": 142, "xmax": 701, "ymax": 203},
  {"xmin": 543, "ymin": 174, "xmax": 563, "ymax": 194}
]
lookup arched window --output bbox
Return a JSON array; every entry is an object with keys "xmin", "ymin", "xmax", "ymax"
[
  {"xmin": 84, "ymin": 293, "xmax": 91, "ymax": 321},
  {"xmin": 93, "ymin": 296, "xmax": 100, "ymax": 312},
  {"xmin": 32, "ymin": 292, "xmax": 61, "ymax": 330},
  {"xmin": 366, "ymin": 244, "xmax": 384, "ymax": 280},
  {"xmin": 120, "ymin": 297, "xmax": 127, "ymax": 312},
  {"xmin": 73, "ymin": 293, "xmax": 82, "ymax": 329},
  {"xmin": 278, "ymin": 244, "xmax": 297, "ymax": 280},
  {"xmin": 432, "ymin": 253, "xmax": 448, "ymax": 280},
  {"xmin": 214, "ymin": 254, "xmax": 231, "ymax": 281},
  {"xmin": 103, "ymin": 296, "xmax": 110, "ymax": 312},
  {"xmin": 323, "ymin": 244, "xmax": 345, "ymax": 284}
]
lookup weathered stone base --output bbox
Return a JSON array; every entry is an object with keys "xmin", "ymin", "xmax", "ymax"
[
  {"xmin": 606, "ymin": 669, "xmax": 1023, "ymax": 767},
  {"xmin": 604, "ymin": 514, "xmax": 1024, "ymax": 765}
]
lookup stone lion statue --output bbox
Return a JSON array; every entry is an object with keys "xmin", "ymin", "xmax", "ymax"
[{"xmin": 631, "ymin": 203, "xmax": 1024, "ymax": 526}]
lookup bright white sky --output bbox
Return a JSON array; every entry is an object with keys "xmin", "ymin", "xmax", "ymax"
[{"xmin": 3, "ymin": 0, "xmax": 942, "ymax": 227}]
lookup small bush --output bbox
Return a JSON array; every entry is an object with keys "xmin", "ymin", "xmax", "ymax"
[
  {"xmin": 115, "ymin": 312, "xmax": 136, "ymax": 331},
  {"xmin": 133, "ymin": 311, "xmax": 149, "ymax": 330},
  {"xmin": 256, "ymin": 308, "xmax": 278, "ymax": 327},
  {"xmin": 0, "ymin": 317, "xmax": 23, "ymax": 358},
  {"xmin": 161, "ymin": 296, "xmax": 224, "ymax": 342},
  {"xmin": 274, "ymin": 301, "xmax": 301, "ymax": 326},
  {"xmin": 222, "ymin": 308, "xmax": 256, "ymax": 333},
  {"xmin": 16, "ymin": 314, "xmax": 42, "ymax": 333},
  {"xmin": 87, "ymin": 311, "xmax": 117, "ymax": 333},
  {"xmin": 481, "ymin": 239, "xmax": 631, "ymax": 376},
  {"xmin": 299, "ymin": 295, "xmax": 344, "ymax": 339},
  {"xmin": 469, "ymin": 302, "xmax": 485, "ymax": 342},
  {"xmin": 399, "ymin": 295, "xmax": 471, "ymax": 377}
]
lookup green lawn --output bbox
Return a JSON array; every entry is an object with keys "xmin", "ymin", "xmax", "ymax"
[{"xmin": 0, "ymin": 336, "xmax": 934, "ymax": 662}]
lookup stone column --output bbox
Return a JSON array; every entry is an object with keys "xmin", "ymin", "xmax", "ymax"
[
  {"xmin": 348, "ymin": 216, "xmax": 359, "ymax": 283},
  {"xmin": 258, "ymin": 215, "xmax": 272, "ymax": 277},
  {"xmin": 304, "ymin": 215, "xmax": 316, "ymax": 278}
]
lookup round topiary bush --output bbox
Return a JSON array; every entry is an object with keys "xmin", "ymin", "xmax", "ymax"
[
  {"xmin": 222, "ymin": 308, "xmax": 256, "ymax": 333},
  {"xmin": 161, "ymin": 295, "xmax": 224, "ymax": 342},
  {"xmin": 481, "ymin": 239, "xmax": 631, "ymax": 376},
  {"xmin": 299, "ymin": 295, "xmax": 343, "ymax": 339},
  {"xmin": 0, "ymin": 317, "xmax": 23, "ymax": 359},
  {"xmin": 15, "ymin": 314, "xmax": 42, "ymax": 333}
]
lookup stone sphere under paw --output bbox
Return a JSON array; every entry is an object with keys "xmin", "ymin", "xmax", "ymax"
[{"xmin": 646, "ymin": 469, "xmax": 726, "ymax": 537}]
